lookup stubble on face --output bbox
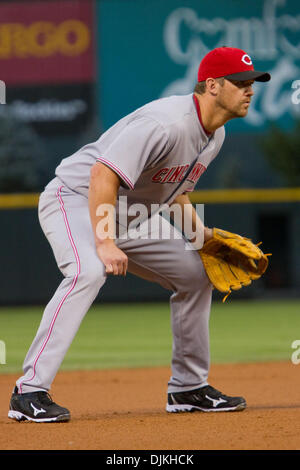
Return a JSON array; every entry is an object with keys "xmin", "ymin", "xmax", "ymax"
[{"xmin": 216, "ymin": 79, "xmax": 254, "ymax": 119}]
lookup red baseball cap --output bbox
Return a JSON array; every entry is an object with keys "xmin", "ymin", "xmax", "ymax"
[{"xmin": 198, "ymin": 46, "xmax": 271, "ymax": 82}]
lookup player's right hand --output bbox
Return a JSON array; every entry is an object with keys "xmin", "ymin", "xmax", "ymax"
[{"xmin": 96, "ymin": 239, "xmax": 128, "ymax": 276}]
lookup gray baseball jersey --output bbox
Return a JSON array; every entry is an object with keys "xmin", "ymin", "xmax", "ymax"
[
  {"xmin": 15, "ymin": 93, "xmax": 226, "ymax": 399},
  {"xmin": 55, "ymin": 93, "xmax": 225, "ymax": 223}
]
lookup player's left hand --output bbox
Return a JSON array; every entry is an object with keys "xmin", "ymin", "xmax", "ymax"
[
  {"xmin": 198, "ymin": 227, "xmax": 271, "ymax": 301},
  {"xmin": 204, "ymin": 227, "xmax": 213, "ymax": 241}
]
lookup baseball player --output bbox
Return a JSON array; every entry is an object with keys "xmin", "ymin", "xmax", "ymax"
[{"xmin": 8, "ymin": 47, "xmax": 270, "ymax": 422}]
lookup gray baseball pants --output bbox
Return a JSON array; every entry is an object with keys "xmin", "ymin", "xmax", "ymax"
[{"xmin": 16, "ymin": 179, "xmax": 213, "ymax": 394}]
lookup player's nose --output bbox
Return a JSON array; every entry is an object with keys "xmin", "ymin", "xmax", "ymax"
[{"xmin": 246, "ymin": 85, "xmax": 254, "ymax": 96}]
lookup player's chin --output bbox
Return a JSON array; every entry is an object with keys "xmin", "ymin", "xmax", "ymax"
[
  {"xmin": 235, "ymin": 107, "xmax": 249, "ymax": 118},
  {"xmin": 241, "ymin": 103, "xmax": 251, "ymax": 115},
  {"xmin": 228, "ymin": 105, "xmax": 249, "ymax": 119}
]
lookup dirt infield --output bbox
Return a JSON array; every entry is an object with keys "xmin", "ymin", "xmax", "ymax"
[{"xmin": 0, "ymin": 361, "xmax": 300, "ymax": 450}]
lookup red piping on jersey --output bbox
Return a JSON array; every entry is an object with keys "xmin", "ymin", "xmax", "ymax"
[
  {"xmin": 96, "ymin": 157, "xmax": 134, "ymax": 190},
  {"xmin": 18, "ymin": 186, "xmax": 81, "ymax": 393},
  {"xmin": 193, "ymin": 94, "xmax": 212, "ymax": 137}
]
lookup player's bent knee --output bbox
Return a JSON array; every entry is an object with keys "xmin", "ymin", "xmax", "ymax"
[
  {"xmin": 176, "ymin": 256, "xmax": 210, "ymax": 293},
  {"xmin": 64, "ymin": 261, "xmax": 106, "ymax": 291},
  {"xmin": 79, "ymin": 266, "xmax": 107, "ymax": 289}
]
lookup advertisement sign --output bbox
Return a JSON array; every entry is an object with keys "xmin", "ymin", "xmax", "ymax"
[
  {"xmin": 0, "ymin": 0, "xmax": 95, "ymax": 85},
  {"xmin": 2, "ymin": 83, "xmax": 94, "ymax": 135},
  {"xmin": 0, "ymin": 0, "xmax": 96, "ymax": 134},
  {"xmin": 161, "ymin": 0, "xmax": 300, "ymax": 131},
  {"xmin": 97, "ymin": 0, "xmax": 300, "ymax": 133}
]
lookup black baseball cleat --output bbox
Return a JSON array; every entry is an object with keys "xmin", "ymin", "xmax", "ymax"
[
  {"xmin": 166, "ymin": 385, "xmax": 246, "ymax": 413},
  {"xmin": 8, "ymin": 386, "xmax": 71, "ymax": 423}
]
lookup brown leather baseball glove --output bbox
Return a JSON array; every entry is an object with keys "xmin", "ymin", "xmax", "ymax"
[{"xmin": 199, "ymin": 228, "xmax": 271, "ymax": 301}]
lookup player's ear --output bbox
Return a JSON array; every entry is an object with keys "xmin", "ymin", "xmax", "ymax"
[{"xmin": 205, "ymin": 78, "xmax": 219, "ymax": 96}]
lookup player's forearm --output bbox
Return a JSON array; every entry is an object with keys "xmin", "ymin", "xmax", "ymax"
[
  {"xmin": 88, "ymin": 163, "xmax": 120, "ymax": 246},
  {"xmin": 171, "ymin": 193, "xmax": 212, "ymax": 244},
  {"xmin": 88, "ymin": 163, "xmax": 128, "ymax": 276}
]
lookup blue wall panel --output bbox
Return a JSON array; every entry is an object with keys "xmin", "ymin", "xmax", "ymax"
[{"xmin": 96, "ymin": 0, "xmax": 300, "ymax": 133}]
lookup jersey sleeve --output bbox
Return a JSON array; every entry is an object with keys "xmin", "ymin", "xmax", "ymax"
[{"xmin": 96, "ymin": 117, "xmax": 169, "ymax": 190}]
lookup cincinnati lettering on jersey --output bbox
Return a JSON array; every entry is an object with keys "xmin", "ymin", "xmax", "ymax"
[{"xmin": 152, "ymin": 162, "xmax": 206, "ymax": 185}]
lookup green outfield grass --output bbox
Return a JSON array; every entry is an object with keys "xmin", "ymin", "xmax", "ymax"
[{"xmin": 0, "ymin": 299, "xmax": 299, "ymax": 374}]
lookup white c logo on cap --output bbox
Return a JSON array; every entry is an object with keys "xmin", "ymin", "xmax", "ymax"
[{"xmin": 241, "ymin": 54, "xmax": 252, "ymax": 65}]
